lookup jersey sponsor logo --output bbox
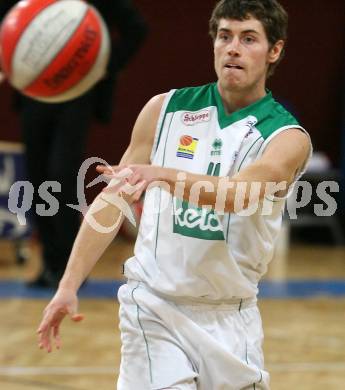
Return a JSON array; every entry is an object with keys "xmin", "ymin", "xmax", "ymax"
[
  {"xmin": 176, "ymin": 135, "xmax": 199, "ymax": 160},
  {"xmin": 244, "ymin": 118, "xmax": 257, "ymax": 138},
  {"xmin": 245, "ymin": 119, "xmax": 257, "ymax": 129},
  {"xmin": 181, "ymin": 110, "xmax": 211, "ymax": 126},
  {"xmin": 172, "ymin": 162, "xmax": 224, "ymax": 240},
  {"xmin": 244, "ymin": 128, "xmax": 254, "ymax": 139},
  {"xmin": 211, "ymin": 138, "xmax": 223, "ymax": 157},
  {"xmin": 173, "ymin": 199, "xmax": 225, "ymax": 240}
]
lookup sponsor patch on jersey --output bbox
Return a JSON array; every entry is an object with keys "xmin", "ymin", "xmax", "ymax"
[
  {"xmin": 173, "ymin": 198, "xmax": 225, "ymax": 240},
  {"xmin": 181, "ymin": 110, "xmax": 211, "ymax": 126},
  {"xmin": 176, "ymin": 135, "xmax": 199, "ymax": 160},
  {"xmin": 211, "ymin": 138, "xmax": 223, "ymax": 157}
]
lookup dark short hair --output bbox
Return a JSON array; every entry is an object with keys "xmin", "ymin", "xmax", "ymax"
[{"xmin": 209, "ymin": 0, "xmax": 288, "ymax": 77}]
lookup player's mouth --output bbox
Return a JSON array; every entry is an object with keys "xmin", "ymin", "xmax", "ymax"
[{"xmin": 224, "ymin": 63, "xmax": 244, "ymax": 70}]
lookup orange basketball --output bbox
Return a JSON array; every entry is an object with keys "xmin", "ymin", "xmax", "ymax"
[
  {"xmin": 0, "ymin": 0, "xmax": 110, "ymax": 103},
  {"xmin": 180, "ymin": 135, "xmax": 193, "ymax": 146}
]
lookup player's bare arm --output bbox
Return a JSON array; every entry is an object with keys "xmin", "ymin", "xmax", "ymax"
[
  {"xmin": 103, "ymin": 128, "xmax": 310, "ymax": 212},
  {"xmin": 37, "ymin": 93, "xmax": 166, "ymax": 353}
]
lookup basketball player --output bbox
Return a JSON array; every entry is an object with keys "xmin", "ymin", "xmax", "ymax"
[{"xmin": 38, "ymin": 0, "xmax": 312, "ymax": 388}]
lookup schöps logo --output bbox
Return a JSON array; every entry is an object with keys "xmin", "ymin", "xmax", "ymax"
[{"xmin": 181, "ymin": 110, "xmax": 211, "ymax": 126}]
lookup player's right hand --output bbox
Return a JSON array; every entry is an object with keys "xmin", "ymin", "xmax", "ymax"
[
  {"xmin": 37, "ymin": 288, "xmax": 84, "ymax": 353},
  {"xmin": 0, "ymin": 71, "xmax": 5, "ymax": 84}
]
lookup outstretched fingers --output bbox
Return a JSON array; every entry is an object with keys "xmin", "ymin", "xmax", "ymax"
[
  {"xmin": 96, "ymin": 165, "xmax": 128, "ymax": 176},
  {"xmin": 37, "ymin": 318, "xmax": 54, "ymax": 353},
  {"xmin": 37, "ymin": 307, "xmax": 84, "ymax": 353},
  {"xmin": 96, "ymin": 165, "xmax": 115, "ymax": 175},
  {"xmin": 37, "ymin": 309, "xmax": 65, "ymax": 352},
  {"xmin": 53, "ymin": 324, "xmax": 61, "ymax": 350}
]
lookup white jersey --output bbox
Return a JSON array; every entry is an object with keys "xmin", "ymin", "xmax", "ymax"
[{"xmin": 124, "ymin": 83, "xmax": 310, "ymax": 301}]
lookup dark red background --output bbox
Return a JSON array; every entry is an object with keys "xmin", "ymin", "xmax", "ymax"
[{"xmin": 1, "ymin": 0, "xmax": 344, "ymax": 168}]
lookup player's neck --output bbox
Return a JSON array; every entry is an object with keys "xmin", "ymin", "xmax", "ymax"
[{"xmin": 217, "ymin": 82, "xmax": 267, "ymax": 115}]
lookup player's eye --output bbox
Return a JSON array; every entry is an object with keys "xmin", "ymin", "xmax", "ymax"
[
  {"xmin": 218, "ymin": 33, "xmax": 229, "ymax": 41},
  {"xmin": 243, "ymin": 36, "xmax": 255, "ymax": 44}
]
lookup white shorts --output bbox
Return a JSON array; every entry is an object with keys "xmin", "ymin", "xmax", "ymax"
[{"xmin": 117, "ymin": 281, "xmax": 269, "ymax": 390}]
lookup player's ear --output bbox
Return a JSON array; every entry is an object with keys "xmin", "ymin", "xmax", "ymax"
[{"xmin": 268, "ymin": 40, "xmax": 284, "ymax": 64}]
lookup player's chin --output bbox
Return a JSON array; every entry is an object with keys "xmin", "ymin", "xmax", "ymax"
[
  {"xmin": 221, "ymin": 79, "xmax": 243, "ymax": 92},
  {"xmin": 220, "ymin": 72, "xmax": 241, "ymax": 84}
]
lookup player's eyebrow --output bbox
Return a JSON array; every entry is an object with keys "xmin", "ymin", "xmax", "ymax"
[
  {"xmin": 217, "ymin": 28, "xmax": 231, "ymax": 34},
  {"xmin": 217, "ymin": 28, "xmax": 260, "ymax": 35},
  {"xmin": 241, "ymin": 29, "xmax": 260, "ymax": 35}
]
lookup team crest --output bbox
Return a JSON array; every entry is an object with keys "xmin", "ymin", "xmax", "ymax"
[
  {"xmin": 211, "ymin": 138, "xmax": 223, "ymax": 156},
  {"xmin": 177, "ymin": 135, "xmax": 199, "ymax": 160}
]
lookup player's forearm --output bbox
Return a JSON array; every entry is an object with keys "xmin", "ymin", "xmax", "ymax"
[
  {"xmin": 163, "ymin": 162, "xmax": 286, "ymax": 213},
  {"xmin": 59, "ymin": 194, "xmax": 124, "ymax": 292},
  {"xmin": 163, "ymin": 168, "xmax": 221, "ymax": 208}
]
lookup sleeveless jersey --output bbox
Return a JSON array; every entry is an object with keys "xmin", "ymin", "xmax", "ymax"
[{"xmin": 124, "ymin": 83, "xmax": 310, "ymax": 301}]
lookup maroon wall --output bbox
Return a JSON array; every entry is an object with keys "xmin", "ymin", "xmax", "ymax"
[{"xmin": 1, "ymin": 0, "xmax": 344, "ymax": 169}]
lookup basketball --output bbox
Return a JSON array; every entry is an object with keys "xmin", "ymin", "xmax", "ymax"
[
  {"xmin": 180, "ymin": 135, "xmax": 193, "ymax": 146},
  {"xmin": 0, "ymin": 0, "xmax": 110, "ymax": 103}
]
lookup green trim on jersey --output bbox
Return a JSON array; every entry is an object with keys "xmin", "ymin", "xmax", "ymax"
[
  {"xmin": 252, "ymin": 98, "xmax": 300, "ymax": 140},
  {"xmin": 213, "ymin": 83, "xmax": 274, "ymax": 130},
  {"xmin": 165, "ymin": 83, "xmax": 215, "ymax": 114},
  {"xmin": 165, "ymin": 83, "xmax": 300, "ymax": 139},
  {"xmin": 131, "ymin": 285, "xmax": 153, "ymax": 382}
]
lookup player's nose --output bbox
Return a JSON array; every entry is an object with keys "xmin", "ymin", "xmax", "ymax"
[{"xmin": 226, "ymin": 36, "xmax": 241, "ymax": 56}]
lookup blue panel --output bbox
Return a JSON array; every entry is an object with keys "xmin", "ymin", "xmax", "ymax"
[
  {"xmin": 0, "ymin": 280, "xmax": 124, "ymax": 299},
  {"xmin": 1, "ymin": 279, "xmax": 345, "ymax": 299},
  {"xmin": 258, "ymin": 280, "xmax": 345, "ymax": 298}
]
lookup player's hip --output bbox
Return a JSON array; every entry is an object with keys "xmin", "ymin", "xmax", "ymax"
[{"xmin": 117, "ymin": 281, "xmax": 269, "ymax": 390}]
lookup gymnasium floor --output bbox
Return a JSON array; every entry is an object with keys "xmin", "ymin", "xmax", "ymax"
[{"xmin": 0, "ymin": 237, "xmax": 345, "ymax": 390}]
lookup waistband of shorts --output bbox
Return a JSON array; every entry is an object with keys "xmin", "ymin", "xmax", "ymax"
[{"xmin": 126, "ymin": 279, "xmax": 257, "ymax": 310}]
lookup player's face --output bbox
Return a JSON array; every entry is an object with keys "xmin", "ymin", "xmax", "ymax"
[{"xmin": 214, "ymin": 16, "xmax": 283, "ymax": 96}]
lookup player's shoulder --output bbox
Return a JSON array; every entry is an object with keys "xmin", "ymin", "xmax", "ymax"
[
  {"xmin": 147, "ymin": 93, "xmax": 167, "ymax": 106},
  {"xmin": 140, "ymin": 93, "xmax": 167, "ymax": 118},
  {"xmin": 270, "ymin": 98, "xmax": 299, "ymax": 125}
]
